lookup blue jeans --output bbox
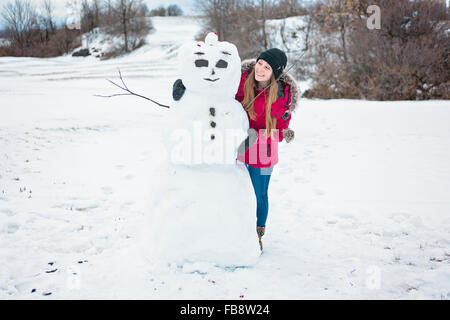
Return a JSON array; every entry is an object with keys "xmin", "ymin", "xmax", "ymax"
[{"xmin": 245, "ymin": 163, "xmax": 274, "ymax": 227}]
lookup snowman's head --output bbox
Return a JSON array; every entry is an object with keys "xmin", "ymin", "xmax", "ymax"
[{"xmin": 178, "ymin": 32, "xmax": 241, "ymax": 97}]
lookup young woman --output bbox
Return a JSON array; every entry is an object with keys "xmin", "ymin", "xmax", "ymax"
[{"xmin": 235, "ymin": 48, "xmax": 298, "ymax": 251}]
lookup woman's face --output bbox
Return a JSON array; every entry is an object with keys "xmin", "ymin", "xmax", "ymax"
[{"xmin": 254, "ymin": 59, "xmax": 272, "ymax": 83}]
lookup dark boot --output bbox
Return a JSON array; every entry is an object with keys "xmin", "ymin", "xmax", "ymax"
[{"xmin": 256, "ymin": 226, "xmax": 265, "ymax": 251}]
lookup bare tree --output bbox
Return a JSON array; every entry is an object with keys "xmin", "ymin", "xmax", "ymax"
[
  {"xmin": 41, "ymin": 0, "xmax": 55, "ymax": 34},
  {"xmin": 118, "ymin": 0, "xmax": 131, "ymax": 52},
  {"xmin": 319, "ymin": 0, "xmax": 363, "ymax": 63},
  {"xmin": 195, "ymin": 0, "xmax": 242, "ymax": 41},
  {"xmin": 0, "ymin": 0, "xmax": 39, "ymax": 52},
  {"xmin": 260, "ymin": 0, "xmax": 268, "ymax": 50},
  {"xmin": 268, "ymin": 0, "xmax": 307, "ymax": 19},
  {"xmin": 101, "ymin": 0, "xmax": 115, "ymax": 26},
  {"xmin": 150, "ymin": 6, "xmax": 166, "ymax": 16},
  {"xmin": 93, "ymin": 0, "xmax": 100, "ymax": 26},
  {"xmin": 80, "ymin": 0, "xmax": 96, "ymax": 32},
  {"xmin": 195, "ymin": 0, "xmax": 266, "ymax": 58},
  {"xmin": 195, "ymin": 0, "xmax": 313, "ymax": 59},
  {"xmin": 108, "ymin": 0, "xmax": 152, "ymax": 53},
  {"xmin": 282, "ymin": 0, "xmax": 304, "ymax": 16},
  {"xmin": 167, "ymin": 4, "xmax": 183, "ymax": 16}
]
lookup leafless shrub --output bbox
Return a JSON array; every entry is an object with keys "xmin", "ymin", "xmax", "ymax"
[
  {"xmin": 0, "ymin": 0, "xmax": 152, "ymax": 58},
  {"xmin": 150, "ymin": 6, "xmax": 166, "ymax": 17},
  {"xmin": 305, "ymin": 0, "xmax": 449, "ymax": 100},
  {"xmin": 101, "ymin": 0, "xmax": 152, "ymax": 56},
  {"xmin": 167, "ymin": 4, "xmax": 183, "ymax": 16},
  {"xmin": 268, "ymin": 0, "xmax": 308, "ymax": 19},
  {"xmin": 195, "ymin": 0, "xmax": 272, "ymax": 59}
]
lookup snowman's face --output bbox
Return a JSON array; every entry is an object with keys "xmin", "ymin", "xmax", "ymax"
[{"xmin": 178, "ymin": 33, "xmax": 241, "ymax": 97}]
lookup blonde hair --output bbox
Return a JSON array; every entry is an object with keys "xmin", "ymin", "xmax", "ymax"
[{"xmin": 241, "ymin": 68, "xmax": 278, "ymax": 139}]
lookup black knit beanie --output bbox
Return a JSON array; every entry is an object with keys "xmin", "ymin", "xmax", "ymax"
[{"xmin": 257, "ymin": 48, "xmax": 287, "ymax": 79}]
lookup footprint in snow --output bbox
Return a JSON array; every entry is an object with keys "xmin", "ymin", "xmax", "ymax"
[
  {"xmin": 3, "ymin": 223, "xmax": 19, "ymax": 234},
  {"xmin": 102, "ymin": 186, "xmax": 113, "ymax": 194},
  {"xmin": 1, "ymin": 208, "xmax": 16, "ymax": 216},
  {"xmin": 314, "ymin": 189, "xmax": 325, "ymax": 196},
  {"xmin": 294, "ymin": 176, "xmax": 309, "ymax": 183}
]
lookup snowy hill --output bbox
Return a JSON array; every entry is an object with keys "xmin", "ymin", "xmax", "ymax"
[
  {"xmin": 72, "ymin": 16, "xmax": 202, "ymax": 61},
  {"xmin": 0, "ymin": 16, "xmax": 450, "ymax": 300}
]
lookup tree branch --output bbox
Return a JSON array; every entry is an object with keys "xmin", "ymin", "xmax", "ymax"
[{"xmin": 94, "ymin": 67, "xmax": 170, "ymax": 109}]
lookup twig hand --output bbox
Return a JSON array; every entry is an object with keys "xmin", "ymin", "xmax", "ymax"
[{"xmin": 94, "ymin": 68, "xmax": 171, "ymax": 109}]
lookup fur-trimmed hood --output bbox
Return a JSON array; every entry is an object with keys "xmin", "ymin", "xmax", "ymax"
[{"xmin": 241, "ymin": 59, "xmax": 299, "ymax": 113}]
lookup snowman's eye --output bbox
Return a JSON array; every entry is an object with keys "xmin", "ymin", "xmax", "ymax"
[
  {"xmin": 215, "ymin": 59, "xmax": 228, "ymax": 68},
  {"xmin": 195, "ymin": 59, "xmax": 209, "ymax": 67}
]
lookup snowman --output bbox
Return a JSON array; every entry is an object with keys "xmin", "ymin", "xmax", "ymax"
[{"xmin": 145, "ymin": 32, "xmax": 260, "ymax": 267}]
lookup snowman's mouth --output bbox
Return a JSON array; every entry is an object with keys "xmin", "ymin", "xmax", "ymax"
[{"xmin": 204, "ymin": 78, "xmax": 219, "ymax": 82}]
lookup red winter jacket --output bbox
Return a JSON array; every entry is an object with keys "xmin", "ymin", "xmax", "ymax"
[{"xmin": 235, "ymin": 60, "xmax": 296, "ymax": 168}]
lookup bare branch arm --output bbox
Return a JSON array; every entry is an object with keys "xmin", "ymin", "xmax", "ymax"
[{"xmin": 94, "ymin": 68, "xmax": 171, "ymax": 109}]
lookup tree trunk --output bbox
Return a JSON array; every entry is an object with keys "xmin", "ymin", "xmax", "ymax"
[
  {"xmin": 261, "ymin": 0, "xmax": 268, "ymax": 50},
  {"xmin": 122, "ymin": 0, "xmax": 128, "ymax": 52},
  {"xmin": 340, "ymin": 21, "xmax": 347, "ymax": 63}
]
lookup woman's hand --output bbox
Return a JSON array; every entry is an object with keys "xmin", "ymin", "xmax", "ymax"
[
  {"xmin": 282, "ymin": 128, "xmax": 294, "ymax": 143},
  {"xmin": 237, "ymin": 128, "xmax": 258, "ymax": 155}
]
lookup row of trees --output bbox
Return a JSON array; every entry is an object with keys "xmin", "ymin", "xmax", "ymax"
[
  {"xmin": 1, "ymin": 0, "xmax": 447, "ymax": 99},
  {"xmin": 0, "ymin": 0, "xmax": 79, "ymax": 57},
  {"xmin": 150, "ymin": 4, "xmax": 184, "ymax": 17},
  {"xmin": 194, "ymin": 0, "xmax": 308, "ymax": 58},
  {"xmin": 0, "ymin": 0, "xmax": 154, "ymax": 58},
  {"xmin": 195, "ymin": 0, "xmax": 449, "ymax": 100}
]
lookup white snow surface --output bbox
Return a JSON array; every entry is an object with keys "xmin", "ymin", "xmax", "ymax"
[{"xmin": 1, "ymin": 16, "xmax": 450, "ymax": 300}]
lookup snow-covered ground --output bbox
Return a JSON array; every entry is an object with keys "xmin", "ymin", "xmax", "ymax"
[{"xmin": 1, "ymin": 16, "xmax": 449, "ymax": 300}]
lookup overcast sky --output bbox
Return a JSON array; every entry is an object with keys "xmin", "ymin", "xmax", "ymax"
[{"xmin": 0, "ymin": 0, "xmax": 197, "ymax": 29}]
